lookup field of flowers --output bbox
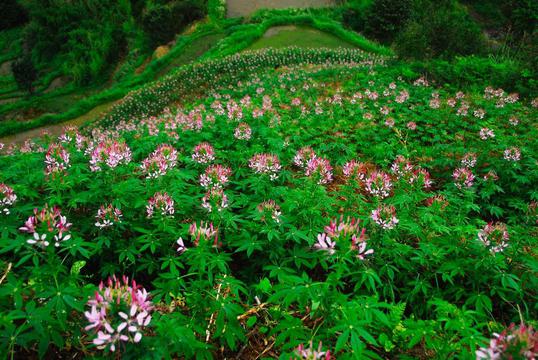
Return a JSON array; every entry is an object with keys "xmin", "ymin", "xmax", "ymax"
[{"xmin": 0, "ymin": 47, "xmax": 537, "ymax": 359}]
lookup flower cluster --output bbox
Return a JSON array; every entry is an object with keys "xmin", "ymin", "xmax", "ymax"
[
  {"xmin": 192, "ymin": 143, "xmax": 215, "ymax": 164},
  {"xmin": 44, "ymin": 143, "xmax": 70, "ymax": 177},
  {"xmin": 293, "ymin": 147, "xmax": 317, "ymax": 169},
  {"xmin": 503, "ymin": 147, "xmax": 521, "ymax": 162},
  {"xmin": 461, "ymin": 153, "xmax": 477, "ymax": 168},
  {"xmin": 20, "ymin": 205, "xmax": 72, "ymax": 248},
  {"xmin": 146, "ymin": 192, "xmax": 175, "ymax": 218},
  {"xmin": 365, "ymin": 171, "xmax": 392, "ymax": 198},
  {"xmin": 0, "ymin": 184, "xmax": 16, "ymax": 215},
  {"xmin": 187, "ymin": 221, "xmax": 219, "ymax": 247},
  {"xmin": 201, "ymin": 188, "xmax": 229, "ymax": 213},
  {"xmin": 453, "ymin": 167, "xmax": 475, "ymax": 189},
  {"xmin": 343, "ymin": 160, "xmax": 368, "ymax": 182},
  {"xmin": 85, "ymin": 276, "xmax": 152, "ymax": 352},
  {"xmin": 479, "ymin": 128, "xmax": 495, "ymax": 140},
  {"xmin": 95, "ymin": 204, "xmax": 123, "ymax": 229},
  {"xmin": 294, "ymin": 341, "xmax": 331, "ymax": 360},
  {"xmin": 390, "ymin": 156, "xmax": 432, "ymax": 189},
  {"xmin": 256, "ymin": 200, "xmax": 282, "ymax": 224},
  {"xmin": 476, "ymin": 323, "xmax": 537, "ymax": 359},
  {"xmin": 234, "ymin": 122, "xmax": 252, "ymax": 140},
  {"xmin": 478, "ymin": 222, "xmax": 509, "ymax": 253},
  {"xmin": 305, "ymin": 157, "xmax": 333, "ymax": 185},
  {"xmin": 90, "ymin": 140, "xmax": 132, "ymax": 172},
  {"xmin": 371, "ymin": 205, "xmax": 399, "ymax": 230},
  {"xmin": 140, "ymin": 144, "xmax": 178, "ymax": 178},
  {"xmin": 314, "ymin": 217, "xmax": 372, "ymax": 259},
  {"xmin": 249, "ymin": 153, "xmax": 281, "ymax": 181},
  {"xmin": 200, "ymin": 164, "xmax": 232, "ymax": 189}
]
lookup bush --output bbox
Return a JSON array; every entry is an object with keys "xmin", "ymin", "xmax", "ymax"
[
  {"xmin": 0, "ymin": 0, "xmax": 28, "ymax": 30},
  {"xmin": 11, "ymin": 54, "xmax": 37, "ymax": 94},
  {"xmin": 395, "ymin": 0, "xmax": 485, "ymax": 59},
  {"xmin": 141, "ymin": 0, "xmax": 207, "ymax": 47},
  {"xmin": 364, "ymin": 0, "xmax": 412, "ymax": 42}
]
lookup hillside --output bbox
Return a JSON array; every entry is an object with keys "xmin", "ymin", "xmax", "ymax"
[{"xmin": 0, "ymin": 1, "xmax": 537, "ymax": 359}]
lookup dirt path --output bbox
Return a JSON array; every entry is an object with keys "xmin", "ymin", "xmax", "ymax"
[
  {"xmin": 0, "ymin": 101, "xmax": 118, "ymax": 145},
  {"xmin": 226, "ymin": 0, "xmax": 335, "ymax": 18}
]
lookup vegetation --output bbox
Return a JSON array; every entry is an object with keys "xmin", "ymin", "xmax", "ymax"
[{"xmin": 0, "ymin": 1, "xmax": 537, "ymax": 358}]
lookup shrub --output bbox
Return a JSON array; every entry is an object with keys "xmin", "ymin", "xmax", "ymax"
[
  {"xmin": 11, "ymin": 55, "xmax": 37, "ymax": 94},
  {"xmin": 364, "ymin": 0, "xmax": 412, "ymax": 42},
  {"xmin": 395, "ymin": 0, "xmax": 485, "ymax": 59}
]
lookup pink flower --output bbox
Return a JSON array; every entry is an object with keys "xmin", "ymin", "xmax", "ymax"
[
  {"xmin": 453, "ymin": 167, "xmax": 475, "ymax": 189},
  {"xmin": 141, "ymin": 144, "xmax": 178, "ymax": 178},
  {"xmin": 256, "ymin": 200, "xmax": 282, "ymax": 224},
  {"xmin": 146, "ymin": 192, "xmax": 174, "ymax": 218},
  {"xmin": 293, "ymin": 147, "xmax": 317, "ymax": 169},
  {"xmin": 476, "ymin": 323, "xmax": 537, "ymax": 359},
  {"xmin": 188, "ymin": 221, "xmax": 219, "ymax": 247},
  {"xmin": 295, "ymin": 341, "xmax": 331, "ymax": 360},
  {"xmin": 371, "ymin": 205, "xmax": 399, "ymax": 230},
  {"xmin": 201, "ymin": 188, "xmax": 229, "ymax": 212},
  {"xmin": 479, "ymin": 128, "xmax": 495, "ymax": 140},
  {"xmin": 249, "ymin": 154, "xmax": 281, "ymax": 181},
  {"xmin": 503, "ymin": 147, "xmax": 521, "ymax": 162},
  {"xmin": 44, "ymin": 143, "xmax": 70, "ymax": 177},
  {"xmin": 234, "ymin": 123, "xmax": 252, "ymax": 140},
  {"xmin": 365, "ymin": 171, "xmax": 392, "ymax": 198},
  {"xmin": 305, "ymin": 157, "xmax": 333, "ymax": 185},
  {"xmin": 343, "ymin": 160, "xmax": 368, "ymax": 182},
  {"xmin": 20, "ymin": 205, "xmax": 72, "ymax": 248},
  {"xmin": 0, "ymin": 183, "xmax": 17, "ymax": 215},
  {"xmin": 200, "ymin": 164, "xmax": 232, "ymax": 189},
  {"xmin": 461, "ymin": 153, "xmax": 477, "ymax": 168},
  {"xmin": 85, "ymin": 276, "xmax": 152, "ymax": 352},
  {"xmin": 478, "ymin": 222, "xmax": 509, "ymax": 253},
  {"xmin": 407, "ymin": 121, "xmax": 417, "ymax": 130},
  {"xmin": 95, "ymin": 204, "xmax": 123, "ymax": 229},
  {"xmin": 191, "ymin": 143, "xmax": 215, "ymax": 164},
  {"xmin": 314, "ymin": 233, "xmax": 336, "ymax": 254},
  {"xmin": 89, "ymin": 140, "xmax": 132, "ymax": 172},
  {"xmin": 315, "ymin": 217, "xmax": 371, "ymax": 259}
]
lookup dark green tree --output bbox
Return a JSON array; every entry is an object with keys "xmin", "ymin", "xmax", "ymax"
[{"xmin": 12, "ymin": 55, "xmax": 37, "ymax": 94}]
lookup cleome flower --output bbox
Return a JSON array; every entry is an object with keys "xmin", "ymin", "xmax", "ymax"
[
  {"xmin": 477, "ymin": 222, "xmax": 509, "ymax": 253},
  {"xmin": 89, "ymin": 140, "xmax": 132, "ymax": 172},
  {"xmin": 234, "ymin": 122, "xmax": 252, "ymax": 140},
  {"xmin": 476, "ymin": 323, "xmax": 537, "ymax": 359},
  {"xmin": 188, "ymin": 221, "xmax": 219, "ymax": 247},
  {"xmin": 305, "ymin": 157, "xmax": 333, "ymax": 185},
  {"xmin": 95, "ymin": 204, "xmax": 123, "ymax": 229},
  {"xmin": 201, "ymin": 188, "xmax": 229, "ymax": 213},
  {"xmin": 461, "ymin": 153, "xmax": 477, "ymax": 168},
  {"xmin": 371, "ymin": 205, "xmax": 399, "ymax": 230},
  {"xmin": 20, "ymin": 205, "xmax": 72, "ymax": 248},
  {"xmin": 365, "ymin": 171, "xmax": 392, "ymax": 198},
  {"xmin": 44, "ymin": 143, "xmax": 71, "ymax": 177},
  {"xmin": 479, "ymin": 128, "xmax": 495, "ymax": 140},
  {"xmin": 146, "ymin": 192, "xmax": 175, "ymax": 218},
  {"xmin": 294, "ymin": 341, "xmax": 331, "ymax": 360},
  {"xmin": 200, "ymin": 164, "xmax": 232, "ymax": 189},
  {"xmin": 0, "ymin": 183, "xmax": 17, "ymax": 215},
  {"xmin": 191, "ymin": 142, "xmax": 215, "ymax": 164},
  {"xmin": 249, "ymin": 153, "xmax": 281, "ymax": 181},
  {"xmin": 293, "ymin": 147, "xmax": 317, "ymax": 169},
  {"xmin": 453, "ymin": 167, "xmax": 475, "ymax": 189},
  {"xmin": 343, "ymin": 160, "xmax": 368, "ymax": 183},
  {"xmin": 503, "ymin": 147, "xmax": 521, "ymax": 162},
  {"xmin": 257, "ymin": 200, "xmax": 282, "ymax": 224},
  {"xmin": 85, "ymin": 275, "xmax": 152, "ymax": 352},
  {"xmin": 314, "ymin": 217, "xmax": 372, "ymax": 259},
  {"xmin": 140, "ymin": 144, "xmax": 178, "ymax": 178}
]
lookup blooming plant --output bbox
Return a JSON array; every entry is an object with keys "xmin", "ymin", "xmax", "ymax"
[
  {"xmin": 85, "ymin": 276, "xmax": 152, "ymax": 352},
  {"xmin": 476, "ymin": 323, "xmax": 537, "ymax": 359},
  {"xmin": 20, "ymin": 205, "xmax": 72, "ymax": 247},
  {"xmin": 0, "ymin": 183, "xmax": 16, "ymax": 215}
]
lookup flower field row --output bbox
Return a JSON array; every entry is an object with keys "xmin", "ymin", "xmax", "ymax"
[{"xmin": 0, "ymin": 52, "xmax": 537, "ymax": 358}]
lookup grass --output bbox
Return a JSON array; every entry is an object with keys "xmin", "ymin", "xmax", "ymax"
[{"xmin": 246, "ymin": 25, "xmax": 357, "ymax": 50}]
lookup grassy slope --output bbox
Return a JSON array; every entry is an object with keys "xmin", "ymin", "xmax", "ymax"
[{"xmin": 246, "ymin": 25, "xmax": 357, "ymax": 50}]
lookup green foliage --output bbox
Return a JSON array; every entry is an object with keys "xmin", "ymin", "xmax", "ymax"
[
  {"xmin": 11, "ymin": 54, "xmax": 37, "ymax": 94},
  {"xmin": 364, "ymin": 0, "xmax": 412, "ymax": 42},
  {"xmin": 395, "ymin": 0, "xmax": 485, "ymax": 59},
  {"xmin": 141, "ymin": 0, "xmax": 207, "ymax": 47},
  {"xmin": 0, "ymin": 0, "xmax": 28, "ymax": 30}
]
